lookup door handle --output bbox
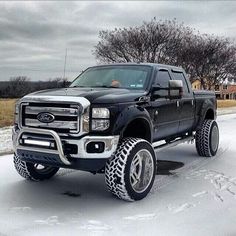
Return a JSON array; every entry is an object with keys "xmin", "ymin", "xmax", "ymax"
[
  {"xmin": 177, "ymin": 101, "xmax": 180, "ymax": 107},
  {"xmin": 191, "ymin": 100, "xmax": 194, "ymax": 106}
]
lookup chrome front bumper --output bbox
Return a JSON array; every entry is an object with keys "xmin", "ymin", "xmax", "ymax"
[{"xmin": 13, "ymin": 127, "xmax": 119, "ymax": 165}]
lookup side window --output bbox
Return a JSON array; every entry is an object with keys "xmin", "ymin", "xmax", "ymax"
[
  {"xmin": 172, "ymin": 72, "xmax": 189, "ymax": 94},
  {"xmin": 156, "ymin": 70, "xmax": 171, "ymax": 87},
  {"xmin": 155, "ymin": 70, "xmax": 171, "ymax": 98}
]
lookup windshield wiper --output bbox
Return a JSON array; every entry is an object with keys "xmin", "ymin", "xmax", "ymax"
[
  {"xmin": 90, "ymin": 85, "xmax": 120, "ymax": 88},
  {"xmin": 70, "ymin": 85, "xmax": 120, "ymax": 89},
  {"xmin": 70, "ymin": 85, "xmax": 86, "ymax": 88}
]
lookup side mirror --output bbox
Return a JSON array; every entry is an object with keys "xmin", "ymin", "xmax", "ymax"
[
  {"xmin": 169, "ymin": 80, "xmax": 183, "ymax": 99},
  {"xmin": 151, "ymin": 85, "xmax": 169, "ymax": 100}
]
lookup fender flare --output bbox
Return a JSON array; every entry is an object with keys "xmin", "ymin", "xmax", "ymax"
[
  {"xmin": 197, "ymin": 99, "xmax": 215, "ymax": 129},
  {"xmin": 112, "ymin": 105, "xmax": 153, "ymax": 142}
]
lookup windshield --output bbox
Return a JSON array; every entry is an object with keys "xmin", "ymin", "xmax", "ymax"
[{"xmin": 70, "ymin": 65, "xmax": 152, "ymax": 90}]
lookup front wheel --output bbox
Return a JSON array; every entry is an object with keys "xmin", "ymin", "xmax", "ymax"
[
  {"xmin": 105, "ymin": 138, "xmax": 156, "ymax": 201},
  {"xmin": 195, "ymin": 120, "xmax": 219, "ymax": 157},
  {"xmin": 13, "ymin": 154, "xmax": 59, "ymax": 181}
]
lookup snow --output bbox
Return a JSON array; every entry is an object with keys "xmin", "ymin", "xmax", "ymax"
[
  {"xmin": 217, "ymin": 106, "xmax": 236, "ymax": 116},
  {"xmin": 0, "ymin": 114, "xmax": 236, "ymax": 235},
  {"xmin": 0, "ymin": 126, "xmax": 13, "ymax": 155}
]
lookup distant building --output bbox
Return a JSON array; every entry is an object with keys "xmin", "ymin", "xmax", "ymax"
[
  {"xmin": 191, "ymin": 79, "xmax": 202, "ymax": 90},
  {"xmin": 215, "ymin": 78, "xmax": 236, "ymax": 99},
  {"xmin": 191, "ymin": 77, "xmax": 236, "ymax": 100}
]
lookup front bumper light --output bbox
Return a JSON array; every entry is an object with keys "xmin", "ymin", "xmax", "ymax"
[
  {"xmin": 92, "ymin": 108, "xmax": 110, "ymax": 119},
  {"xmin": 92, "ymin": 119, "xmax": 110, "ymax": 131}
]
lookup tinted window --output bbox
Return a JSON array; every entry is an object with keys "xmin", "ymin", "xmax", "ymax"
[
  {"xmin": 70, "ymin": 66, "xmax": 151, "ymax": 90},
  {"xmin": 172, "ymin": 72, "xmax": 189, "ymax": 94},
  {"xmin": 155, "ymin": 70, "xmax": 171, "ymax": 98},
  {"xmin": 156, "ymin": 70, "xmax": 171, "ymax": 87}
]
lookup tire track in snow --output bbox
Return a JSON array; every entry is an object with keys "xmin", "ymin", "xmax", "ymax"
[
  {"xmin": 168, "ymin": 203, "xmax": 196, "ymax": 214},
  {"xmin": 151, "ymin": 142, "xmax": 229, "ymax": 194},
  {"xmin": 123, "ymin": 213, "xmax": 157, "ymax": 221},
  {"xmin": 79, "ymin": 220, "xmax": 112, "ymax": 232}
]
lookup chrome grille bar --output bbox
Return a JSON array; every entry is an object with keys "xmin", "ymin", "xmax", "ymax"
[
  {"xmin": 25, "ymin": 106, "xmax": 78, "ymax": 116},
  {"xmin": 21, "ymin": 103, "xmax": 80, "ymax": 134},
  {"xmin": 25, "ymin": 118, "xmax": 78, "ymax": 130},
  {"xmin": 19, "ymin": 96, "xmax": 91, "ymax": 135}
]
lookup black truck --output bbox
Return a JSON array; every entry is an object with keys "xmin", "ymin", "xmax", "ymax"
[{"xmin": 13, "ymin": 63, "xmax": 219, "ymax": 201}]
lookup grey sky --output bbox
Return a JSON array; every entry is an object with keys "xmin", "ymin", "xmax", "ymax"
[{"xmin": 0, "ymin": 1, "xmax": 236, "ymax": 81}]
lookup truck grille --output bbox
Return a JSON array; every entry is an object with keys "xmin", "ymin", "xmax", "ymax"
[{"xmin": 21, "ymin": 103, "xmax": 80, "ymax": 134}]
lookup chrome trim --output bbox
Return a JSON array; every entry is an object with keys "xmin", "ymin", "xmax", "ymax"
[
  {"xmin": 25, "ymin": 106, "xmax": 78, "ymax": 116},
  {"xmin": 16, "ymin": 128, "xmax": 71, "ymax": 165},
  {"xmin": 177, "ymin": 101, "xmax": 180, "ymax": 107},
  {"xmin": 153, "ymin": 135, "xmax": 194, "ymax": 153},
  {"xmin": 19, "ymin": 102, "xmax": 28, "ymax": 129},
  {"xmin": 19, "ymin": 96, "xmax": 91, "ymax": 136},
  {"xmin": 14, "ymin": 127, "xmax": 120, "ymax": 163},
  {"xmin": 80, "ymin": 135, "xmax": 119, "ymax": 159},
  {"xmin": 25, "ymin": 118, "xmax": 78, "ymax": 130},
  {"xmin": 22, "ymin": 95, "xmax": 90, "ymax": 112}
]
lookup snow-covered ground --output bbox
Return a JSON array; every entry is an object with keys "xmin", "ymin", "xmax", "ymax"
[
  {"xmin": 0, "ymin": 126, "xmax": 13, "ymax": 155},
  {"xmin": 218, "ymin": 106, "xmax": 236, "ymax": 116},
  {"xmin": 0, "ymin": 114, "xmax": 236, "ymax": 235}
]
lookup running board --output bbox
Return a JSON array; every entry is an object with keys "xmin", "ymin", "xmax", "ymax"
[{"xmin": 152, "ymin": 135, "xmax": 195, "ymax": 152}]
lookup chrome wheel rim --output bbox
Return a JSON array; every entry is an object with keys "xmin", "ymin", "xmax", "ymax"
[
  {"xmin": 130, "ymin": 149, "xmax": 154, "ymax": 193},
  {"xmin": 211, "ymin": 125, "xmax": 219, "ymax": 152}
]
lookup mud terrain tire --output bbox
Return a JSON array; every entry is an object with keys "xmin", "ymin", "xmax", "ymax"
[
  {"xmin": 14, "ymin": 154, "xmax": 59, "ymax": 181},
  {"xmin": 105, "ymin": 138, "xmax": 156, "ymax": 201},
  {"xmin": 195, "ymin": 120, "xmax": 219, "ymax": 157}
]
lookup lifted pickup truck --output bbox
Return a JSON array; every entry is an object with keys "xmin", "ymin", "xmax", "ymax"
[{"xmin": 13, "ymin": 63, "xmax": 219, "ymax": 201}]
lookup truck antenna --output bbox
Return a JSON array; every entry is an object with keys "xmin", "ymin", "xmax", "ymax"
[{"xmin": 63, "ymin": 48, "xmax": 67, "ymax": 79}]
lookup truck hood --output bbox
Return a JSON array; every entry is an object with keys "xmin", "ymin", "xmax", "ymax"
[{"xmin": 24, "ymin": 87, "xmax": 148, "ymax": 104}]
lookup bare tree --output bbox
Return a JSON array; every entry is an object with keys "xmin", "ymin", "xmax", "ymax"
[
  {"xmin": 178, "ymin": 34, "xmax": 236, "ymax": 89},
  {"xmin": 9, "ymin": 76, "xmax": 31, "ymax": 98},
  {"xmin": 94, "ymin": 18, "xmax": 236, "ymax": 89},
  {"xmin": 94, "ymin": 19, "xmax": 191, "ymax": 64}
]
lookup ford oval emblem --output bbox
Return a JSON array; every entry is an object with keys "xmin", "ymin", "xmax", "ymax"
[{"xmin": 37, "ymin": 112, "xmax": 55, "ymax": 123}]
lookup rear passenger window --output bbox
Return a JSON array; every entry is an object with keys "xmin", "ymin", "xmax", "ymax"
[{"xmin": 172, "ymin": 72, "xmax": 189, "ymax": 94}]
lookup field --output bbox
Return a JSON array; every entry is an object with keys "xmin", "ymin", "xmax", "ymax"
[
  {"xmin": 0, "ymin": 99, "xmax": 236, "ymax": 128},
  {"xmin": 217, "ymin": 99, "xmax": 236, "ymax": 108},
  {"xmin": 0, "ymin": 99, "xmax": 17, "ymax": 128}
]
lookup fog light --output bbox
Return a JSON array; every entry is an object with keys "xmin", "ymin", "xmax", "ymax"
[{"xmin": 86, "ymin": 142, "xmax": 105, "ymax": 153}]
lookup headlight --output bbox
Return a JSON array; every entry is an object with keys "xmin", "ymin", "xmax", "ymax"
[
  {"xmin": 92, "ymin": 108, "xmax": 110, "ymax": 119},
  {"xmin": 92, "ymin": 119, "xmax": 110, "ymax": 131}
]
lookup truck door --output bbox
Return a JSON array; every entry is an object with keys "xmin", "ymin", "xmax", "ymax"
[
  {"xmin": 150, "ymin": 69, "xmax": 180, "ymax": 141},
  {"xmin": 171, "ymin": 70, "xmax": 195, "ymax": 134}
]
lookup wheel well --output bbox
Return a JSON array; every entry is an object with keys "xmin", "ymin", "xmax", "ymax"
[
  {"xmin": 122, "ymin": 118, "xmax": 151, "ymax": 142},
  {"xmin": 205, "ymin": 109, "xmax": 215, "ymax": 120}
]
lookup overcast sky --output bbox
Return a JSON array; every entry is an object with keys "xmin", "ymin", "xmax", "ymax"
[{"xmin": 0, "ymin": 1, "xmax": 236, "ymax": 81}]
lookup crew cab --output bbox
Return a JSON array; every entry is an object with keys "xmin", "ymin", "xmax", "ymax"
[{"xmin": 13, "ymin": 63, "xmax": 219, "ymax": 201}]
